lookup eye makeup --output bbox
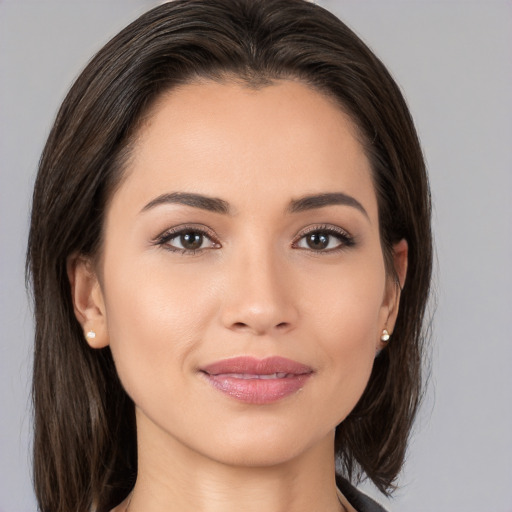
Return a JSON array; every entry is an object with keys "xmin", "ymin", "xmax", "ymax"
[
  {"xmin": 151, "ymin": 222, "xmax": 355, "ymax": 256},
  {"xmin": 292, "ymin": 224, "xmax": 355, "ymax": 254},
  {"xmin": 152, "ymin": 224, "xmax": 221, "ymax": 255}
]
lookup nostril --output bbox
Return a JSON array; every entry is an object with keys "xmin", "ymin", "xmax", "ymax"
[{"xmin": 230, "ymin": 321, "xmax": 290, "ymax": 333}]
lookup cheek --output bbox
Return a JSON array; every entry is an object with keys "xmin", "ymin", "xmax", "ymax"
[
  {"xmin": 304, "ymin": 252, "xmax": 386, "ymax": 346},
  {"xmin": 301, "ymin": 256, "xmax": 386, "ymax": 418},
  {"xmin": 100, "ymin": 254, "xmax": 217, "ymax": 395}
]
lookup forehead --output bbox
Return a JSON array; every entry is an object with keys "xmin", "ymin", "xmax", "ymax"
[{"xmin": 114, "ymin": 79, "xmax": 377, "ymax": 218}]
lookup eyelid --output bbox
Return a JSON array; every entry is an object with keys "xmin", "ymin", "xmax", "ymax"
[
  {"xmin": 152, "ymin": 223, "xmax": 221, "ymax": 253},
  {"xmin": 291, "ymin": 224, "xmax": 355, "ymax": 252},
  {"xmin": 152, "ymin": 223, "xmax": 354, "ymax": 254}
]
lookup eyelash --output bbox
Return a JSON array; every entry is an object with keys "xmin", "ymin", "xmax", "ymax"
[
  {"xmin": 153, "ymin": 224, "xmax": 220, "ymax": 255},
  {"xmin": 292, "ymin": 224, "xmax": 355, "ymax": 253},
  {"xmin": 153, "ymin": 224, "xmax": 355, "ymax": 255}
]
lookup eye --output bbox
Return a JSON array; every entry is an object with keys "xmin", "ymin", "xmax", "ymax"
[
  {"xmin": 154, "ymin": 226, "xmax": 220, "ymax": 254},
  {"xmin": 293, "ymin": 226, "xmax": 354, "ymax": 253}
]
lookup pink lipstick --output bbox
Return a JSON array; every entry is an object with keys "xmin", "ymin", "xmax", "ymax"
[{"xmin": 200, "ymin": 356, "xmax": 313, "ymax": 404}]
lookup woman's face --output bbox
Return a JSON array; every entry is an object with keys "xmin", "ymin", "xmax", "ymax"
[{"xmin": 76, "ymin": 80, "xmax": 404, "ymax": 467}]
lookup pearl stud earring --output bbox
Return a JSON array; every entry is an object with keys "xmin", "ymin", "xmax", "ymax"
[
  {"xmin": 86, "ymin": 330, "xmax": 96, "ymax": 340},
  {"xmin": 380, "ymin": 329, "xmax": 390, "ymax": 342}
]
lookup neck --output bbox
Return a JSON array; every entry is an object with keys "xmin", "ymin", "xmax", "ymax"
[{"xmin": 124, "ymin": 409, "xmax": 344, "ymax": 512}]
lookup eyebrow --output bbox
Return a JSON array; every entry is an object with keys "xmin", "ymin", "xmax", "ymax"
[
  {"xmin": 141, "ymin": 191, "xmax": 368, "ymax": 219},
  {"xmin": 288, "ymin": 192, "xmax": 369, "ymax": 219},
  {"xmin": 141, "ymin": 192, "xmax": 231, "ymax": 214}
]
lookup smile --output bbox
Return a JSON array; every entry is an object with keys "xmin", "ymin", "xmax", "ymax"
[{"xmin": 200, "ymin": 356, "xmax": 313, "ymax": 404}]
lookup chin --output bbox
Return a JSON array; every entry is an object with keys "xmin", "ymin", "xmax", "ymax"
[
  {"xmin": 192, "ymin": 418, "xmax": 335, "ymax": 469},
  {"xmin": 206, "ymin": 440, "xmax": 312, "ymax": 468}
]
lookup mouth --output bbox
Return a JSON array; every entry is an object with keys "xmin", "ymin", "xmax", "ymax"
[{"xmin": 200, "ymin": 356, "xmax": 313, "ymax": 404}]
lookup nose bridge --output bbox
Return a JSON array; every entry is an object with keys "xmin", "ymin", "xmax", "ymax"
[{"xmin": 221, "ymin": 236, "xmax": 298, "ymax": 335}]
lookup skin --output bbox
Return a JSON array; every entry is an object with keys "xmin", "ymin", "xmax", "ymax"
[{"xmin": 69, "ymin": 80, "xmax": 407, "ymax": 512}]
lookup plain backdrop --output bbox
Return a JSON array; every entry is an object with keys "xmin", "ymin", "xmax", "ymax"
[{"xmin": 1, "ymin": 1, "xmax": 511, "ymax": 511}]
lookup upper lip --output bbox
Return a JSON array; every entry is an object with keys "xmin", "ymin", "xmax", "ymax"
[{"xmin": 201, "ymin": 356, "xmax": 313, "ymax": 377}]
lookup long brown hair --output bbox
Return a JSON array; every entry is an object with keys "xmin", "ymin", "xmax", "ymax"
[{"xmin": 27, "ymin": 1, "xmax": 432, "ymax": 511}]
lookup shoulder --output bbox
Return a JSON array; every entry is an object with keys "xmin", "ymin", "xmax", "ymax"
[{"xmin": 336, "ymin": 475, "xmax": 389, "ymax": 512}]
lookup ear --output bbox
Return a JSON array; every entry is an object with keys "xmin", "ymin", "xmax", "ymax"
[
  {"xmin": 67, "ymin": 253, "xmax": 109, "ymax": 349},
  {"xmin": 378, "ymin": 239, "xmax": 408, "ymax": 349}
]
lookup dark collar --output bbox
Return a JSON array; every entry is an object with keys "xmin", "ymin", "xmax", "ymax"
[{"xmin": 336, "ymin": 475, "xmax": 388, "ymax": 512}]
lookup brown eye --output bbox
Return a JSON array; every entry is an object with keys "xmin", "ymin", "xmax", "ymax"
[
  {"xmin": 305, "ymin": 232, "xmax": 330, "ymax": 250},
  {"xmin": 294, "ymin": 227, "xmax": 354, "ymax": 252},
  {"xmin": 156, "ymin": 227, "xmax": 219, "ymax": 253},
  {"xmin": 179, "ymin": 231, "xmax": 204, "ymax": 250}
]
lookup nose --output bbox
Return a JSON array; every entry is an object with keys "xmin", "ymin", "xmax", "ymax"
[{"xmin": 220, "ymin": 248, "xmax": 299, "ymax": 337}]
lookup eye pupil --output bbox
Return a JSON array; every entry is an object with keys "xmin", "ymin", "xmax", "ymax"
[
  {"xmin": 307, "ymin": 232, "xmax": 329, "ymax": 250},
  {"xmin": 180, "ymin": 232, "xmax": 203, "ymax": 250}
]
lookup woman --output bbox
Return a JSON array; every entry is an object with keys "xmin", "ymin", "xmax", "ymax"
[{"xmin": 26, "ymin": 1, "xmax": 432, "ymax": 511}]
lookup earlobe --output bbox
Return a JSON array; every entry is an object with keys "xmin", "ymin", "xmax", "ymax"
[{"xmin": 67, "ymin": 254, "xmax": 109, "ymax": 349}]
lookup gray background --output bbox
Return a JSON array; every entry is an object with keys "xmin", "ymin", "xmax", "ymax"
[{"xmin": 1, "ymin": 1, "xmax": 511, "ymax": 511}]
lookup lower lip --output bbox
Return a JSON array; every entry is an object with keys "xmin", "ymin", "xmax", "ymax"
[{"xmin": 202, "ymin": 373, "xmax": 312, "ymax": 404}]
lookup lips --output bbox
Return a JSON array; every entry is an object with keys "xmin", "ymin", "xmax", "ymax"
[{"xmin": 200, "ymin": 356, "xmax": 313, "ymax": 404}]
